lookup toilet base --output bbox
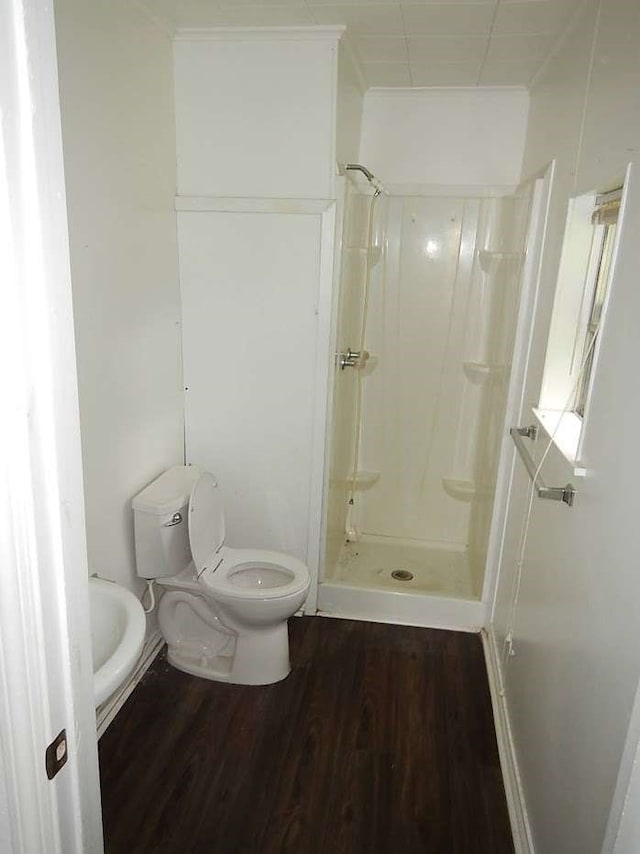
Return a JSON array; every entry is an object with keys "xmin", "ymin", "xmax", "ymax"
[
  {"xmin": 166, "ymin": 648, "xmax": 234, "ymax": 682},
  {"xmin": 166, "ymin": 621, "xmax": 292, "ymax": 686}
]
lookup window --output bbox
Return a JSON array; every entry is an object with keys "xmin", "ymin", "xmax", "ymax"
[
  {"xmin": 536, "ymin": 181, "xmax": 625, "ymax": 465},
  {"xmin": 573, "ymin": 190, "xmax": 620, "ymax": 417}
]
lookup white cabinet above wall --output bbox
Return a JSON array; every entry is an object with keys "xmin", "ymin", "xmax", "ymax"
[{"xmin": 173, "ymin": 28, "xmax": 344, "ymax": 199}]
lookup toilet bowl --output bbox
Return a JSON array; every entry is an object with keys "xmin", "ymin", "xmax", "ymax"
[{"xmin": 132, "ymin": 466, "xmax": 310, "ymax": 685}]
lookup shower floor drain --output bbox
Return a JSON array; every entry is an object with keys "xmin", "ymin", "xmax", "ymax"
[{"xmin": 391, "ymin": 569, "xmax": 414, "ymax": 582}]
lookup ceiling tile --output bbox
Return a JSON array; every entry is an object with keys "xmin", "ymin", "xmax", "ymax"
[
  {"xmin": 410, "ymin": 60, "xmax": 482, "ymax": 86},
  {"xmin": 354, "ymin": 36, "xmax": 409, "ymax": 60},
  {"xmin": 407, "ymin": 35, "xmax": 487, "ymax": 63},
  {"xmin": 485, "ymin": 32, "xmax": 554, "ymax": 62},
  {"xmin": 362, "ymin": 62, "xmax": 412, "ymax": 87},
  {"xmin": 478, "ymin": 59, "xmax": 540, "ymax": 86},
  {"xmin": 311, "ymin": 5, "xmax": 404, "ymax": 35},
  {"xmin": 402, "ymin": 4, "xmax": 496, "ymax": 37},
  {"xmin": 492, "ymin": 1, "xmax": 577, "ymax": 35}
]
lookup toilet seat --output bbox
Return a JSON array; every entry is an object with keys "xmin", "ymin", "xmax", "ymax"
[
  {"xmin": 188, "ymin": 473, "xmax": 309, "ymax": 601},
  {"xmin": 201, "ymin": 547, "xmax": 309, "ymax": 602}
]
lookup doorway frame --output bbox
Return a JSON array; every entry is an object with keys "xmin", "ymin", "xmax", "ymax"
[
  {"xmin": 481, "ymin": 161, "xmax": 556, "ymax": 611},
  {"xmin": 0, "ymin": 0, "xmax": 103, "ymax": 850}
]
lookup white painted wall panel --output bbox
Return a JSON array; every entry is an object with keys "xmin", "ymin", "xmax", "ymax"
[
  {"xmin": 492, "ymin": 1, "xmax": 640, "ymax": 850},
  {"xmin": 336, "ymin": 42, "xmax": 364, "ymax": 167},
  {"xmin": 0, "ymin": 741, "xmax": 12, "ymax": 854},
  {"xmin": 174, "ymin": 37, "xmax": 337, "ymax": 199},
  {"xmin": 613, "ymin": 725, "xmax": 640, "ymax": 852},
  {"xmin": 359, "ymin": 88, "xmax": 529, "ymax": 189},
  {"xmin": 179, "ymin": 211, "xmax": 321, "ymax": 561},
  {"xmin": 55, "ymin": 0, "xmax": 183, "ymax": 597}
]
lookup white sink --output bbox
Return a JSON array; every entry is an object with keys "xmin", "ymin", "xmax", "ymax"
[{"xmin": 89, "ymin": 577, "xmax": 146, "ymax": 706}]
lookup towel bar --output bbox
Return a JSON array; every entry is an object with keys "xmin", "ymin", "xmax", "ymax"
[{"xmin": 510, "ymin": 426, "xmax": 576, "ymax": 507}]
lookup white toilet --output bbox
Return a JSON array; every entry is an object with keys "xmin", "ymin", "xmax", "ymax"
[{"xmin": 132, "ymin": 465, "xmax": 310, "ymax": 685}]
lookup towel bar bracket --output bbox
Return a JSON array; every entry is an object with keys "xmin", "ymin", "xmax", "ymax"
[{"xmin": 510, "ymin": 426, "xmax": 576, "ymax": 507}]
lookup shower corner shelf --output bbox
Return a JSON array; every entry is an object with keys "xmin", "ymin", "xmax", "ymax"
[
  {"xmin": 478, "ymin": 249, "xmax": 522, "ymax": 276},
  {"xmin": 463, "ymin": 361, "xmax": 506, "ymax": 384},
  {"xmin": 442, "ymin": 478, "xmax": 476, "ymax": 502},
  {"xmin": 348, "ymin": 471, "xmax": 380, "ymax": 491}
]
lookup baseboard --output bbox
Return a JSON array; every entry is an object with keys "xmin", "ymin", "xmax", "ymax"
[
  {"xmin": 317, "ymin": 582, "xmax": 486, "ymax": 632},
  {"xmin": 482, "ymin": 626, "xmax": 534, "ymax": 854},
  {"xmin": 96, "ymin": 631, "xmax": 164, "ymax": 739}
]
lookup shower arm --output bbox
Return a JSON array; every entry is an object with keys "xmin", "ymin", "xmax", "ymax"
[
  {"xmin": 345, "ymin": 163, "xmax": 375, "ymax": 182},
  {"xmin": 344, "ymin": 163, "xmax": 385, "ymax": 196}
]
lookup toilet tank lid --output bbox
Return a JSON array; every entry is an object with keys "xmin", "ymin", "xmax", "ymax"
[{"xmin": 132, "ymin": 465, "xmax": 203, "ymax": 515}]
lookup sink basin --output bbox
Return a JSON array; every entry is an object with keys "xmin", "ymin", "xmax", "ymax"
[{"xmin": 89, "ymin": 577, "xmax": 146, "ymax": 706}]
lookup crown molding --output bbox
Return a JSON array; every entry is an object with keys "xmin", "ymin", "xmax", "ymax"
[{"xmin": 174, "ymin": 25, "xmax": 345, "ymax": 43}]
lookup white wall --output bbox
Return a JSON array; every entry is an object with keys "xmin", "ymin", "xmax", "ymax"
[
  {"xmin": 0, "ymin": 743, "xmax": 12, "ymax": 854},
  {"xmin": 491, "ymin": 1, "xmax": 640, "ymax": 850},
  {"xmin": 174, "ymin": 31, "xmax": 340, "ymax": 199},
  {"xmin": 179, "ymin": 208, "xmax": 323, "ymax": 560},
  {"xmin": 55, "ymin": 0, "xmax": 183, "ymax": 596},
  {"xmin": 359, "ymin": 88, "xmax": 529, "ymax": 189},
  {"xmin": 336, "ymin": 40, "xmax": 364, "ymax": 167},
  {"xmin": 613, "ymin": 724, "xmax": 640, "ymax": 853}
]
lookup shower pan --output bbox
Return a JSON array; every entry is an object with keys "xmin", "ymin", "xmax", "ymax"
[{"xmin": 320, "ymin": 167, "xmax": 538, "ymax": 628}]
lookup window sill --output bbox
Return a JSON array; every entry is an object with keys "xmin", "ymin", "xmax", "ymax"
[{"xmin": 532, "ymin": 408, "xmax": 587, "ymax": 476}]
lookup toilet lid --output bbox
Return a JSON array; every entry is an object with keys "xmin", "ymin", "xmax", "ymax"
[{"xmin": 188, "ymin": 472, "xmax": 226, "ymax": 575}]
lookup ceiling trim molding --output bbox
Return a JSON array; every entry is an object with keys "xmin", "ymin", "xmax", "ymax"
[
  {"xmin": 174, "ymin": 25, "xmax": 346, "ymax": 43},
  {"xmin": 364, "ymin": 85, "xmax": 529, "ymax": 100}
]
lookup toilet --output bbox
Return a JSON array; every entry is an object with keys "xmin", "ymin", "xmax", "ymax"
[{"xmin": 132, "ymin": 465, "xmax": 310, "ymax": 685}]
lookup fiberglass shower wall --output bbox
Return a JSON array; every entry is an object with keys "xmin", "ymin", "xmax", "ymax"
[
  {"xmin": 325, "ymin": 180, "xmax": 383, "ymax": 577},
  {"xmin": 326, "ymin": 190, "xmax": 531, "ymax": 598}
]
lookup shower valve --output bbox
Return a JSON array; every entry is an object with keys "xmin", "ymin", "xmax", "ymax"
[{"xmin": 338, "ymin": 348, "xmax": 369, "ymax": 370}]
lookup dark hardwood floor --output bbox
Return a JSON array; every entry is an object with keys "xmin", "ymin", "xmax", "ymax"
[{"xmin": 99, "ymin": 617, "xmax": 513, "ymax": 853}]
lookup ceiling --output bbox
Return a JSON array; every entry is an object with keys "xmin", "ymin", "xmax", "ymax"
[{"xmin": 139, "ymin": 0, "xmax": 583, "ymax": 89}]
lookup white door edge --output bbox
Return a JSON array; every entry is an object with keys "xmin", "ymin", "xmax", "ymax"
[
  {"xmin": 481, "ymin": 162, "xmax": 556, "ymax": 616},
  {"xmin": 0, "ymin": 1, "xmax": 103, "ymax": 851}
]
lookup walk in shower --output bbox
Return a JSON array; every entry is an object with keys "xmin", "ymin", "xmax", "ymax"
[{"xmin": 321, "ymin": 168, "xmax": 534, "ymax": 618}]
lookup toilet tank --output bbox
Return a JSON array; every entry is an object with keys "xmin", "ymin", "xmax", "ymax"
[{"xmin": 132, "ymin": 465, "xmax": 202, "ymax": 579}]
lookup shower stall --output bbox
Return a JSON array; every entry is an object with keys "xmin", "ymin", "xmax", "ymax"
[{"xmin": 320, "ymin": 168, "xmax": 536, "ymax": 623}]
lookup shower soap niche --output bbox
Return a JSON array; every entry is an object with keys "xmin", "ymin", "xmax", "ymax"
[
  {"xmin": 442, "ymin": 478, "xmax": 476, "ymax": 502},
  {"xmin": 348, "ymin": 471, "xmax": 380, "ymax": 491},
  {"xmin": 463, "ymin": 361, "xmax": 506, "ymax": 384},
  {"xmin": 478, "ymin": 250, "xmax": 522, "ymax": 276}
]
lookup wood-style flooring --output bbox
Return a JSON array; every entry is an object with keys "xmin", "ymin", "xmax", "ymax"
[{"xmin": 99, "ymin": 617, "xmax": 513, "ymax": 853}]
